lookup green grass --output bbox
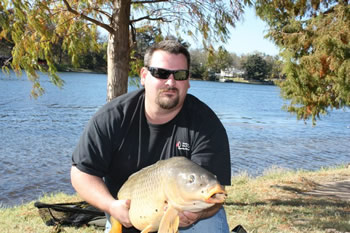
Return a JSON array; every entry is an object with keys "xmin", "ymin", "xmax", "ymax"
[{"xmin": 1, "ymin": 165, "xmax": 349, "ymax": 233}]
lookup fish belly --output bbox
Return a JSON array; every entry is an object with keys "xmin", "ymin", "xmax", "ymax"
[{"xmin": 118, "ymin": 164, "xmax": 167, "ymax": 231}]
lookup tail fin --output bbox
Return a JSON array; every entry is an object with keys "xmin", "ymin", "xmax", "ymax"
[{"xmin": 110, "ymin": 216, "xmax": 123, "ymax": 233}]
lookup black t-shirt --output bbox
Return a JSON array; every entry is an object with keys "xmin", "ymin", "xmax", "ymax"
[{"xmin": 72, "ymin": 88, "xmax": 231, "ymax": 197}]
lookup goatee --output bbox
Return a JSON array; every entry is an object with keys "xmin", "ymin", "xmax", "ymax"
[{"xmin": 157, "ymin": 88, "xmax": 179, "ymax": 110}]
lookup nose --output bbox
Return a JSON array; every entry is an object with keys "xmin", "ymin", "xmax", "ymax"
[{"xmin": 165, "ymin": 74, "xmax": 176, "ymax": 86}]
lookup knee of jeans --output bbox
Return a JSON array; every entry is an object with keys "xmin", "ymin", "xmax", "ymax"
[{"xmin": 180, "ymin": 207, "xmax": 229, "ymax": 233}]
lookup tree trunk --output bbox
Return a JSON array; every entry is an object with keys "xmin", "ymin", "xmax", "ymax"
[{"xmin": 107, "ymin": 0, "xmax": 131, "ymax": 102}]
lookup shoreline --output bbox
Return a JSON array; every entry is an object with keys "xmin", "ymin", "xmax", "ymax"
[
  {"xmin": 217, "ymin": 77, "xmax": 276, "ymax": 85},
  {"xmin": 1, "ymin": 67, "xmax": 277, "ymax": 86}
]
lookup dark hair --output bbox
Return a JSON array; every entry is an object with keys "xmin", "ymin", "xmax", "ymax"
[{"xmin": 144, "ymin": 40, "xmax": 191, "ymax": 70}]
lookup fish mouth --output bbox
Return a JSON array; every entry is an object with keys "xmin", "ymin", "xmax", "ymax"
[{"xmin": 204, "ymin": 184, "xmax": 227, "ymax": 203}]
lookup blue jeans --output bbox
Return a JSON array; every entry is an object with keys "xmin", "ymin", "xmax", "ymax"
[{"xmin": 104, "ymin": 207, "xmax": 229, "ymax": 233}]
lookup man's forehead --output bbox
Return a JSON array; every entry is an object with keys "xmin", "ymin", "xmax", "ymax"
[{"xmin": 149, "ymin": 50, "xmax": 188, "ymax": 67}]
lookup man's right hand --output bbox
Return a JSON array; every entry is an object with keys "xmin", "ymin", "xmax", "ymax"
[
  {"xmin": 71, "ymin": 167, "xmax": 133, "ymax": 228},
  {"xmin": 109, "ymin": 199, "xmax": 133, "ymax": 228}
]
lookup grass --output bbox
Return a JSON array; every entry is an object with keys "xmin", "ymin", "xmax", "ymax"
[
  {"xmin": 225, "ymin": 165, "xmax": 350, "ymax": 233},
  {"xmin": 1, "ymin": 165, "xmax": 349, "ymax": 233}
]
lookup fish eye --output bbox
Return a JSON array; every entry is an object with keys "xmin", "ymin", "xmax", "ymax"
[{"xmin": 188, "ymin": 174, "xmax": 195, "ymax": 183}]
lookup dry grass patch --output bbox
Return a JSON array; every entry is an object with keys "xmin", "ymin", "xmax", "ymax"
[{"xmin": 225, "ymin": 165, "xmax": 350, "ymax": 233}]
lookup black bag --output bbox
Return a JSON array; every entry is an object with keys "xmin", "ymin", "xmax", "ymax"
[
  {"xmin": 231, "ymin": 224, "xmax": 248, "ymax": 233},
  {"xmin": 34, "ymin": 201, "xmax": 106, "ymax": 228}
]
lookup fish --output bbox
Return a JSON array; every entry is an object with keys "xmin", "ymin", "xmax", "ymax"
[{"xmin": 109, "ymin": 156, "xmax": 227, "ymax": 233}]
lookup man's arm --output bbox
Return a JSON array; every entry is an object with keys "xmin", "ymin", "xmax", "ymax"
[{"xmin": 70, "ymin": 166, "xmax": 132, "ymax": 227}]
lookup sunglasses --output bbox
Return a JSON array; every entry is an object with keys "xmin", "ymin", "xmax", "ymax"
[{"xmin": 147, "ymin": 67, "xmax": 189, "ymax": 81}]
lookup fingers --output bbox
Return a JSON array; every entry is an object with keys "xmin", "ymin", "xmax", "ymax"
[
  {"xmin": 178, "ymin": 211, "xmax": 202, "ymax": 227},
  {"xmin": 109, "ymin": 199, "xmax": 133, "ymax": 228}
]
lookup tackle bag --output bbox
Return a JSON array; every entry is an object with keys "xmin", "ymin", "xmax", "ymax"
[
  {"xmin": 34, "ymin": 201, "xmax": 106, "ymax": 228},
  {"xmin": 231, "ymin": 224, "xmax": 248, "ymax": 233}
]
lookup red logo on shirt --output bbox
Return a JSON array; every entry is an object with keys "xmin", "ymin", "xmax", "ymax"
[{"xmin": 176, "ymin": 141, "xmax": 190, "ymax": 151}]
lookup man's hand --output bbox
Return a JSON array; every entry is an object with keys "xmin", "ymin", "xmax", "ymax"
[
  {"xmin": 71, "ymin": 167, "xmax": 133, "ymax": 228},
  {"xmin": 178, "ymin": 210, "xmax": 204, "ymax": 227},
  {"xmin": 178, "ymin": 203, "xmax": 223, "ymax": 227},
  {"xmin": 109, "ymin": 199, "xmax": 133, "ymax": 228}
]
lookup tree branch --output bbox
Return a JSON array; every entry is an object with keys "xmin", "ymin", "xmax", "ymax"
[
  {"xmin": 92, "ymin": 7, "xmax": 112, "ymax": 20},
  {"xmin": 62, "ymin": 0, "xmax": 114, "ymax": 34},
  {"xmin": 2, "ymin": 56, "xmax": 13, "ymax": 67},
  {"xmin": 131, "ymin": 0, "xmax": 169, "ymax": 4},
  {"xmin": 130, "ymin": 15, "xmax": 170, "ymax": 23}
]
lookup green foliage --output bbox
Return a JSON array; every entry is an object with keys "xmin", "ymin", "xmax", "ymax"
[
  {"xmin": 241, "ymin": 53, "xmax": 269, "ymax": 80},
  {"xmin": 190, "ymin": 48, "xmax": 208, "ymax": 79},
  {"xmin": 207, "ymin": 46, "xmax": 234, "ymax": 73},
  {"xmin": 0, "ymin": 0, "xmax": 100, "ymax": 97},
  {"xmin": 190, "ymin": 48, "xmax": 282, "ymax": 81},
  {"xmin": 128, "ymin": 25, "xmax": 162, "ymax": 77},
  {"xmin": 80, "ymin": 40, "xmax": 107, "ymax": 71},
  {"xmin": 1, "ymin": 0, "xmax": 247, "ymax": 99},
  {"xmin": 255, "ymin": 0, "xmax": 350, "ymax": 124},
  {"xmin": 265, "ymin": 55, "xmax": 284, "ymax": 79}
]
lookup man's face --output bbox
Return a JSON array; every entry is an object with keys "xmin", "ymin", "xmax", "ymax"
[{"xmin": 141, "ymin": 50, "xmax": 190, "ymax": 111}]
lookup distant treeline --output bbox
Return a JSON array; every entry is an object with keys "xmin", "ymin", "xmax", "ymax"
[{"xmin": 0, "ymin": 38, "xmax": 283, "ymax": 82}]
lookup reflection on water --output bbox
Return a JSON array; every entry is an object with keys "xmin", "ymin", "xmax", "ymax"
[{"xmin": 0, "ymin": 73, "xmax": 349, "ymax": 207}]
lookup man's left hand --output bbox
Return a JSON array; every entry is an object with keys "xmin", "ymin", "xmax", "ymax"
[{"xmin": 178, "ymin": 210, "xmax": 204, "ymax": 227}]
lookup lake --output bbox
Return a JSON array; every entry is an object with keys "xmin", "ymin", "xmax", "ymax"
[{"xmin": 0, "ymin": 71, "xmax": 349, "ymax": 207}]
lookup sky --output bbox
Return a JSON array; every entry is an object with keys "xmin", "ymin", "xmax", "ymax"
[
  {"xmin": 187, "ymin": 7, "xmax": 280, "ymax": 56},
  {"xmin": 224, "ymin": 7, "xmax": 280, "ymax": 56}
]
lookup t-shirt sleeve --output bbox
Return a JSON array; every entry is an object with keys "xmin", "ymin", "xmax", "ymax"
[{"xmin": 72, "ymin": 111, "xmax": 117, "ymax": 178}]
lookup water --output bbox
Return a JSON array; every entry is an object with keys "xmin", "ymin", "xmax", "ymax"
[{"xmin": 0, "ymin": 72, "xmax": 349, "ymax": 207}]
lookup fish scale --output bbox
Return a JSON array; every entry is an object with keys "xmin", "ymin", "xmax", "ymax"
[{"xmin": 119, "ymin": 162, "xmax": 167, "ymax": 230}]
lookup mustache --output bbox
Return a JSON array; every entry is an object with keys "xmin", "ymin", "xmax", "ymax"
[{"xmin": 160, "ymin": 87, "xmax": 178, "ymax": 92}]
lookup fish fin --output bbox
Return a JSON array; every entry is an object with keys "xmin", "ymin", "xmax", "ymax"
[
  {"xmin": 109, "ymin": 216, "xmax": 123, "ymax": 233},
  {"xmin": 140, "ymin": 225, "xmax": 153, "ymax": 233},
  {"xmin": 158, "ymin": 205, "xmax": 179, "ymax": 233}
]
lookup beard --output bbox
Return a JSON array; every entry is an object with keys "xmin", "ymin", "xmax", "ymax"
[{"xmin": 156, "ymin": 88, "xmax": 180, "ymax": 110}]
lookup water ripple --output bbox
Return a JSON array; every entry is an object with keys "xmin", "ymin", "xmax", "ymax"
[{"xmin": 0, "ymin": 76, "xmax": 349, "ymax": 207}]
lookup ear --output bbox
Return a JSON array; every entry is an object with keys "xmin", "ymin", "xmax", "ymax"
[{"xmin": 140, "ymin": 67, "xmax": 148, "ymax": 86}]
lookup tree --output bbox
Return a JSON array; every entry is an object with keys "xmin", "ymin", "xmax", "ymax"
[
  {"xmin": 229, "ymin": 52, "xmax": 242, "ymax": 69},
  {"xmin": 241, "ymin": 53, "xmax": 269, "ymax": 81},
  {"xmin": 128, "ymin": 25, "xmax": 162, "ymax": 77},
  {"xmin": 189, "ymin": 48, "xmax": 207, "ymax": 80},
  {"xmin": 0, "ymin": 0, "xmax": 245, "ymax": 101},
  {"xmin": 0, "ymin": 38, "xmax": 13, "ymax": 66},
  {"xmin": 264, "ymin": 55, "xmax": 284, "ymax": 80},
  {"xmin": 207, "ymin": 46, "xmax": 233, "ymax": 74},
  {"xmin": 254, "ymin": 0, "xmax": 350, "ymax": 124}
]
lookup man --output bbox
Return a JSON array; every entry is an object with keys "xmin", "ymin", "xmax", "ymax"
[{"xmin": 71, "ymin": 40, "xmax": 231, "ymax": 233}]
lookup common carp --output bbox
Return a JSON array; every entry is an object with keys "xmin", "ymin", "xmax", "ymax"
[{"xmin": 109, "ymin": 156, "xmax": 227, "ymax": 233}]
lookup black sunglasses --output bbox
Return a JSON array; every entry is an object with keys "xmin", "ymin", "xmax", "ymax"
[{"xmin": 147, "ymin": 67, "xmax": 189, "ymax": 81}]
